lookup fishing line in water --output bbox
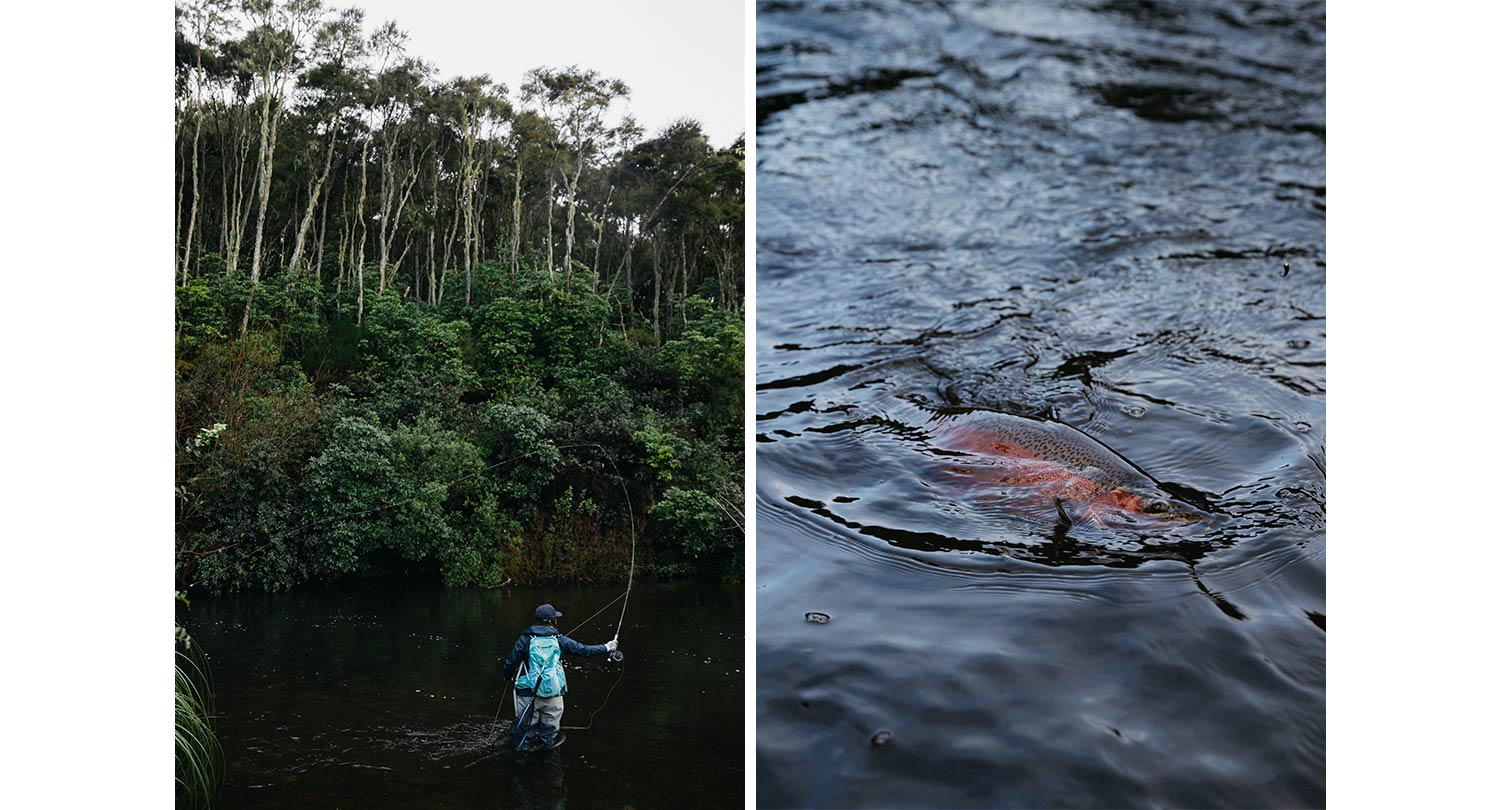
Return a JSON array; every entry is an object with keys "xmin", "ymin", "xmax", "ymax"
[{"xmin": 560, "ymin": 667, "xmax": 626, "ymax": 731}]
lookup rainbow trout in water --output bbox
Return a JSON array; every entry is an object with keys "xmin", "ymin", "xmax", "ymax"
[{"xmin": 928, "ymin": 409, "xmax": 1200, "ymax": 528}]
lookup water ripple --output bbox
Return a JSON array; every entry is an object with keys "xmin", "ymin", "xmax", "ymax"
[{"xmin": 757, "ymin": 0, "xmax": 1324, "ymax": 805}]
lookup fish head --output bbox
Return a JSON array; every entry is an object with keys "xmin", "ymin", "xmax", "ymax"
[{"xmin": 1107, "ymin": 488, "xmax": 1203, "ymax": 524}]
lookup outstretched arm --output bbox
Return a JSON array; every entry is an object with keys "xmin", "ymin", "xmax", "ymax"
[{"xmin": 558, "ymin": 634, "xmax": 611, "ymax": 657}]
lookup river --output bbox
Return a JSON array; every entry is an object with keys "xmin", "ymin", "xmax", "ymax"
[
  {"xmin": 187, "ymin": 579, "xmax": 744, "ymax": 808},
  {"xmin": 756, "ymin": 0, "xmax": 1324, "ymax": 807}
]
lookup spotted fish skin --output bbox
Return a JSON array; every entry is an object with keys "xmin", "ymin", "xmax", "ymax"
[{"xmin": 925, "ymin": 409, "xmax": 1185, "ymax": 525}]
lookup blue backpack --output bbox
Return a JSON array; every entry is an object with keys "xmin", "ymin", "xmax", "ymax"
[{"xmin": 516, "ymin": 635, "xmax": 566, "ymax": 698}]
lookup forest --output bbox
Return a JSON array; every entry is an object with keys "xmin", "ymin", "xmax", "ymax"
[{"xmin": 173, "ymin": 0, "xmax": 745, "ymax": 592}]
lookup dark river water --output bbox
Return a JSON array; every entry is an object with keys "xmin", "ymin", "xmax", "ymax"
[
  {"xmin": 755, "ymin": 1, "xmax": 1324, "ymax": 807},
  {"xmin": 187, "ymin": 579, "xmax": 743, "ymax": 808}
]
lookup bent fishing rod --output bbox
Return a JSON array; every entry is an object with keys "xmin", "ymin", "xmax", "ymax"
[
  {"xmin": 491, "ymin": 448, "xmax": 637, "ymax": 743},
  {"xmin": 179, "ymin": 433, "xmax": 640, "ymax": 737}
]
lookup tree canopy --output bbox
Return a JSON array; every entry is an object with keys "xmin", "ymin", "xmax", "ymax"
[{"xmin": 175, "ymin": 0, "xmax": 745, "ymax": 591}]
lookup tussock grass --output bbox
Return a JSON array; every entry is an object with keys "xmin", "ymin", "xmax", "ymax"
[{"xmin": 175, "ymin": 649, "xmax": 221, "ymax": 808}]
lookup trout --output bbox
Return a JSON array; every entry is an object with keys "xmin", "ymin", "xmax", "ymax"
[{"xmin": 927, "ymin": 409, "xmax": 1200, "ymax": 527}]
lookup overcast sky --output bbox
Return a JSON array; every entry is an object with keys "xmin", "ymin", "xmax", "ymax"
[{"xmin": 347, "ymin": 0, "xmax": 746, "ymax": 148}]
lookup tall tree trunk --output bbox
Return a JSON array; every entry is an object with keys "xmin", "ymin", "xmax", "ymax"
[
  {"xmin": 286, "ymin": 126, "xmax": 338, "ymax": 274},
  {"xmin": 226, "ymin": 107, "xmax": 254, "ymax": 275},
  {"xmin": 474, "ymin": 148, "xmax": 489, "ymax": 266},
  {"xmin": 180, "ymin": 52, "xmax": 207, "ymax": 285},
  {"xmin": 624, "ymin": 220, "xmax": 634, "ymax": 308},
  {"xmin": 243, "ymin": 83, "xmax": 284, "ymax": 337},
  {"xmin": 427, "ymin": 229, "xmax": 436, "ymax": 305},
  {"xmin": 591, "ymin": 186, "xmax": 612, "ymax": 293},
  {"xmin": 335, "ymin": 172, "xmax": 350, "ymax": 286},
  {"xmin": 442, "ymin": 193, "xmax": 459, "ymax": 289},
  {"xmin": 607, "ymin": 160, "xmax": 706, "ymax": 298},
  {"xmin": 462, "ymin": 166, "xmax": 474, "ymax": 306},
  {"xmin": 314, "ymin": 175, "xmax": 330, "ymax": 282},
  {"xmin": 392, "ymin": 238, "xmax": 413, "ymax": 283},
  {"xmin": 353, "ymin": 135, "xmax": 370, "ymax": 324},
  {"xmin": 561, "ymin": 151, "xmax": 584, "ymax": 285},
  {"xmin": 180, "ymin": 110, "xmax": 204, "ymax": 284},
  {"xmin": 336, "ymin": 193, "xmax": 349, "ymax": 306},
  {"xmin": 437, "ymin": 229, "xmax": 448, "ymax": 308},
  {"xmin": 175, "ymin": 113, "xmax": 185, "ymax": 274},
  {"xmin": 379, "ymin": 145, "xmax": 422, "ymax": 294},
  {"xmin": 377, "ymin": 140, "xmax": 392, "ymax": 293},
  {"xmin": 545, "ymin": 175, "xmax": 556, "ymax": 287},
  {"xmin": 510, "ymin": 157, "xmax": 521, "ymax": 280},
  {"xmin": 376, "ymin": 126, "xmax": 416, "ymax": 294},
  {"xmin": 461, "ymin": 125, "xmax": 477, "ymax": 306},
  {"xmin": 652, "ymin": 230, "xmax": 661, "ymax": 344},
  {"xmin": 606, "ymin": 216, "xmax": 634, "ymax": 306},
  {"xmin": 214, "ymin": 102, "xmax": 234, "ymax": 256}
]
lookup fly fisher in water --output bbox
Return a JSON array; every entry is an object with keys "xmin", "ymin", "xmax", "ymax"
[
  {"xmin": 500, "ymin": 603, "xmax": 619, "ymax": 752},
  {"xmin": 928, "ymin": 408, "xmax": 1203, "ymax": 529}
]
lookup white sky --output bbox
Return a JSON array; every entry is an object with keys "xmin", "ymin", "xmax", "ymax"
[{"xmin": 347, "ymin": 0, "xmax": 746, "ymax": 148}]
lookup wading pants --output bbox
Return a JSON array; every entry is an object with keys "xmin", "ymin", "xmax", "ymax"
[{"xmin": 522, "ymin": 694, "xmax": 564, "ymax": 745}]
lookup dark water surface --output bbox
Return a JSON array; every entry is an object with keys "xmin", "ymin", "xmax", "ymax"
[
  {"xmin": 756, "ymin": 1, "xmax": 1323, "ymax": 807},
  {"xmin": 189, "ymin": 579, "xmax": 743, "ymax": 808}
]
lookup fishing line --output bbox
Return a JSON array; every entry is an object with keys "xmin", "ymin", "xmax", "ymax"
[
  {"xmin": 603, "ymin": 451, "xmax": 637, "ymax": 654},
  {"xmin": 487, "ymin": 586, "xmax": 627, "ymax": 738},
  {"xmin": 561, "ymin": 667, "xmax": 626, "ymax": 731},
  {"xmin": 484, "ymin": 444, "xmax": 638, "ymax": 741},
  {"xmin": 182, "ymin": 430, "xmax": 641, "ymax": 742},
  {"xmin": 568, "ymin": 589, "xmax": 629, "ymax": 632},
  {"xmin": 557, "ymin": 473, "xmax": 632, "ymax": 730}
]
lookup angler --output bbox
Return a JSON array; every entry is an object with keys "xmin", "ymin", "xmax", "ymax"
[{"xmin": 501, "ymin": 603, "xmax": 618, "ymax": 751}]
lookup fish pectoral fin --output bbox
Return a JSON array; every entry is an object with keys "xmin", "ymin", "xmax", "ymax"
[
  {"xmin": 1055, "ymin": 499, "xmax": 1108, "ymax": 528},
  {"xmin": 1078, "ymin": 506, "xmax": 1108, "ymax": 527}
]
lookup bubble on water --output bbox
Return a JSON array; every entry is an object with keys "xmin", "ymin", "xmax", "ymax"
[
  {"xmin": 805, "ymin": 611, "xmax": 831, "ymax": 624},
  {"xmin": 1123, "ymin": 405, "xmax": 1146, "ymax": 418},
  {"xmin": 870, "ymin": 730, "xmax": 894, "ymax": 748}
]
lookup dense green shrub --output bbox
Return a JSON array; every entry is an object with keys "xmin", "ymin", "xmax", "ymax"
[
  {"xmin": 175, "ymin": 1, "xmax": 743, "ymax": 590},
  {"xmin": 177, "ymin": 259, "xmax": 743, "ymax": 591},
  {"xmin": 649, "ymin": 487, "xmax": 737, "ymax": 578}
]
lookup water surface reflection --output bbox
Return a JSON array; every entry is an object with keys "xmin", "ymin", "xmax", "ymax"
[
  {"xmin": 757, "ymin": 0, "xmax": 1324, "ymax": 806},
  {"xmin": 189, "ymin": 579, "xmax": 743, "ymax": 808}
]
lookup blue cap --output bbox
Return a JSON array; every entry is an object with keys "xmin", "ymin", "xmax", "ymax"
[{"xmin": 535, "ymin": 603, "xmax": 563, "ymax": 621}]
